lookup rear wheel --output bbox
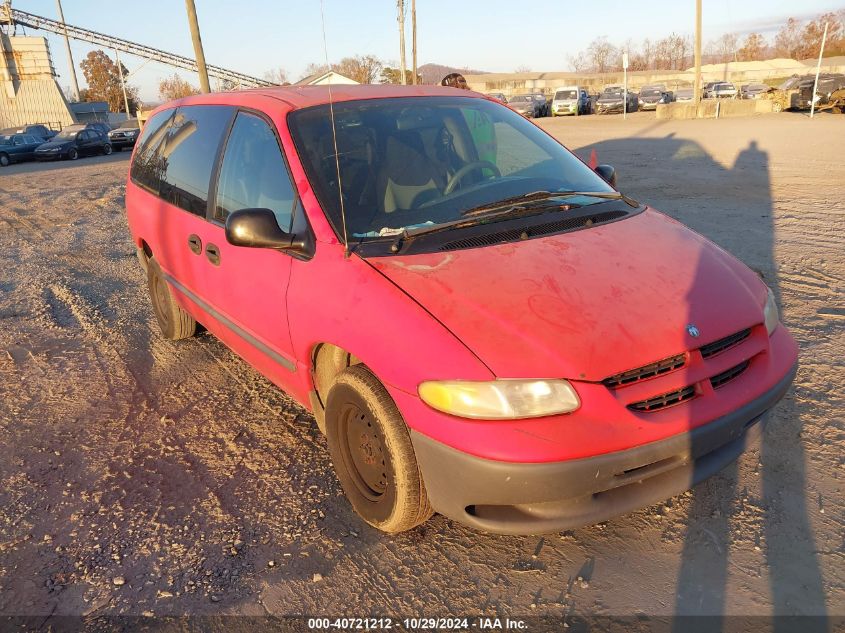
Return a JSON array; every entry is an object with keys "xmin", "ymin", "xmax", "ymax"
[
  {"xmin": 103, "ymin": 143, "xmax": 112, "ymax": 155},
  {"xmin": 68, "ymin": 148, "xmax": 78, "ymax": 160},
  {"xmin": 0, "ymin": 153, "xmax": 9, "ymax": 167},
  {"xmin": 147, "ymin": 258, "xmax": 196, "ymax": 340},
  {"xmin": 325, "ymin": 365, "xmax": 433, "ymax": 533}
]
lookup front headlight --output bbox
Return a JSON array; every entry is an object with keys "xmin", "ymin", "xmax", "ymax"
[
  {"xmin": 764, "ymin": 287, "xmax": 779, "ymax": 335},
  {"xmin": 418, "ymin": 379, "xmax": 580, "ymax": 419}
]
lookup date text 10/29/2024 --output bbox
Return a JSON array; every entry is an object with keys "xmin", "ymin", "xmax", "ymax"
[{"xmin": 307, "ymin": 617, "xmax": 528, "ymax": 630}]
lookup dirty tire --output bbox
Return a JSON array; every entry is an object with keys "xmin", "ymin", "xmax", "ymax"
[
  {"xmin": 325, "ymin": 365, "xmax": 433, "ymax": 533},
  {"xmin": 147, "ymin": 258, "xmax": 196, "ymax": 340},
  {"xmin": 0, "ymin": 153, "xmax": 9, "ymax": 167},
  {"xmin": 772, "ymin": 101, "xmax": 783, "ymax": 113},
  {"xmin": 103, "ymin": 143, "xmax": 112, "ymax": 155},
  {"xmin": 68, "ymin": 148, "xmax": 78, "ymax": 160}
]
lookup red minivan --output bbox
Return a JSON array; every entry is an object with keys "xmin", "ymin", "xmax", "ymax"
[{"xmin": 125, "ymin": 86, "xmax": 797, "ymax": 535}]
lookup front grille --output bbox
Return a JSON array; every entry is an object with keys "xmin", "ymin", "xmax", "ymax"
[
  {"xmin": 710, "ymin": 360, "xmax": 750, "ymax": 389},
  {"xmin": 603, "ymin": 354, "xmax": 686, "ymax": 389},
  {"xmin": 439, "ymin": 211, "xmax": 627, "ymax": 252},
  {"xmin": 700, "ymin": 328, "xmax": 751, "ymax": 359},
  {"xmin": 628, "ymin": 385, "xmax": 696, "ymax": 412}
]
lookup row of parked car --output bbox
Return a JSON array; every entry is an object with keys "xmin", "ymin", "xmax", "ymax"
[
  {"xmin": 486, "ymin": 75, "xmax": 845, "ymax": 117},
  {"xmin": 0, "ymin": 119, "xmax": 140, "ymax": 167}
]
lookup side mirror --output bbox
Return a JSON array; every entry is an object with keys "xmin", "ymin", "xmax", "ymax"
[
  {"xmin": 595, "ymin": 164, "xmax": 617, "ymax": 188},
  {"xmin": 225, "ymin": 208, "xmax": 307, "ymax": 253}
]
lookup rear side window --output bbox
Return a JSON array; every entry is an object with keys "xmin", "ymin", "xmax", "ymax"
[
  {"xmin": 158, "ymin": 105, "xmax": 235, "ymax": 216},
  {"xmin": 213, "ymin": 112, "xmax": 295, "ymax": 231},
  {"xmin": 130, "ymin": 108, "xmax": 175, "ymax": 194}
]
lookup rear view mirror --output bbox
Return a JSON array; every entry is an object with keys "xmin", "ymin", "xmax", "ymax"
[
  {"xmin": 595, "ymin": 164, "xmax": 617, "ymax": 188},
  {"xmin": 225, "ymin": 208, "xmax": 308, "ymax": 253}
]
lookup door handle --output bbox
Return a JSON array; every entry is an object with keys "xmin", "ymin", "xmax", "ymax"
[
  {"xmin": 205, "ymin": 243, "xmax": 221, "ymax": 266},
  {"xmin": 187, "ymin": 234, "xmax": 202, "ymax": 255}
]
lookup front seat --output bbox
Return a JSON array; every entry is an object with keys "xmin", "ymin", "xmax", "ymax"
[{"xmin": 377, "ymin": 131, "xmax": 444, "ymax": 214}]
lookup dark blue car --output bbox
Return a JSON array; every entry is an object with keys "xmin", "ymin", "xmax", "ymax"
[{"xmin": 0, "ymin": 133, "xmax": 44, "ymax": 167}]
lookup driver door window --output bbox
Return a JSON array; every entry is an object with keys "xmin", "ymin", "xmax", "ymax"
[{"xmin": 214, "ymin": 112, "xmax": 295, "ymax": 232}]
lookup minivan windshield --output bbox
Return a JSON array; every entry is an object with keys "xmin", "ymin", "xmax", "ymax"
[
  {"xmin": 555, "ymin": 90, "xmax": 578, "ymax": 100},
  {"xmin": 289, "ymin": 96, "xmax": 615, "ymax": 241}
]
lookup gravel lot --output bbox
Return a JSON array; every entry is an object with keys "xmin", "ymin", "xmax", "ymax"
[{"xmin": 0, "ymin": 111, "xmax": 842, "ymax": 627}]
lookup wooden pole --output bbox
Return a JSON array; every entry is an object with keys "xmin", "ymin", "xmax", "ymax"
[
  {"xmin": 694, "ymin": 0, "xmax": 702, "ymax": 112},
  {"xmin": 115, "ymin": 48, "xmax": 130, "ymax": 116},
  {"xmin": 397, "ymin": 0, "xmax": 407, "ymax": 85},
  {"xmin": 411, "ymin": 0, "xmax": 417, "ymax": 85},
  {"xmin": 184, "ymin": 0, "xmax": 210, "ymax": 93}
]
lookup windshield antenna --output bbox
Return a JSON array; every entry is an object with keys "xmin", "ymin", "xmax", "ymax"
[{"xmin": 319, "ymin": 0, "xmax": 349, "ymax": 257}]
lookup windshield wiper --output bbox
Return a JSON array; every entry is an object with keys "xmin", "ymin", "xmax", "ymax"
[
  {"xmin": 389, "ymin": 190, "xmax": 628, "ymax": 253},
  {"xmin": 461, "ymin": 190, "xmax": 623, "ymax": 218}
]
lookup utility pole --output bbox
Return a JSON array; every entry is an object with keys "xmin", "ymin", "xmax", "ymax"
[
  {"xmin": 810, "ymin": 21, "xmax": 828, "ymax": 119},
  {"xmin": 411, "ymin": 0, "xmax": 417, "ymax": 85},
  {"xmin": 184, "ymin": 0, "xmax": 210, "ymax": 93},
  {"xmin": 397, "ymin": 0, "xmax": 407, "ymax": 85},
  {"xmin": 55, "ymin": 0, "xmax": 80, "ymax": 101},
  {"xmin": 693, "ymin": 0, "xmax": 702, "ymax": 112},
  {"xmin": 114, "ymin": 48, "xmax": 130, "ymax": 117}
]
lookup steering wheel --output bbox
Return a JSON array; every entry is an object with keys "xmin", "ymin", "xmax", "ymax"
[{"xmin": 444, "ymin": 160, "xmax": 501, "ymax": 195}]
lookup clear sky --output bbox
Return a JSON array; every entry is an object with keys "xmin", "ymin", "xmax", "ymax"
[{"xmin": 10, "ymin": 0, "xmax": 845, "ymax": 103}]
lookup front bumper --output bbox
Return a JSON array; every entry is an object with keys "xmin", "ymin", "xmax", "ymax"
[
  {"xmin": 35, "ymin": 152, "xmax": 62, "ymax": 161},
  {"xmin": 640, "ymin": 101, "xmax": 661, "ymax": 110},
  {"xmin": 596, "ymin": 103, "xmax": 624, "ymax": 114},
  {"xmin": 410, "ymin": 362, "xmax": 797, "ymax": 535}
]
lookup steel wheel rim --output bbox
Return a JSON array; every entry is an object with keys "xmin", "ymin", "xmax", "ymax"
[{"xmin": 338, "ymin": 403, "xmax": 388, "ymax": 501}]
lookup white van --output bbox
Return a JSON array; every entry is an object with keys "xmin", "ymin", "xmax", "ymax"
[{"xmin": 552, "ymin": 86, "xmax": 589, "ymax": 116}]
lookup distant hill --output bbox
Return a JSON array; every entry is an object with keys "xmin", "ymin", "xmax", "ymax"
[{"xmin": 418, "ymin": 63, "xmax": 489, "ymax": 85}]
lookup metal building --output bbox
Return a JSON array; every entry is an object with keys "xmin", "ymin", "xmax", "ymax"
[{"xmin": 0, "ymin": 34, "xmax": 75, "ymax": 129}]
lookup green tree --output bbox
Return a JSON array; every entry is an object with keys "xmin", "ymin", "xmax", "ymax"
[
  {"xmin": 380, "ymin": 67, "xmax": 421, "ymax": 84},
  {"xmin": 79, "ymin": 50, "xmax": 140, "ymax": 114}
]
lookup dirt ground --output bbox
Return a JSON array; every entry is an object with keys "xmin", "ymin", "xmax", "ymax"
[{"xmin": 0, "ymin": 111, "xmax": 842, "ymax": 628}]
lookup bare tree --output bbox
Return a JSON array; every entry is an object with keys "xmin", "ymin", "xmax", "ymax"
[
  {"xmin": 711, "ymin": 32, "xmax": 739, "ymax": 63},
  {"xmin": 299, "ymin": 63, "xmax": 330, "ymax": 82},
  {"xmin": 773, "ymin": 17, "xmax": 803, "ymax": 58},
  {"xmin": 514, "ymin": 65, "xmax": 532, "ymax": 73},
  {"xmin": 262, "ymin": 67, "xmax": 289, "ymax": 85},
  {"xmin": 568, "ymin": 51, "xmax": 591, "ymax": 73},
  {"xmin": 333, "ymin": 55, "xmax": 384, "ymax": 84},
  {"xmin": 589, "ymin": 37, "xmax": 620, "ymax": 73}
]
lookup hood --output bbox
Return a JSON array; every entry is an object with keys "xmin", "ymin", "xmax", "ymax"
[
  {"xmin": 36, "ymin": 140, "xmax": 72, "ymax": 150},
  {"xmin": 510, "ymin": 102, "xmax": 533, "ymax": 110},
  {"xmin": 598, "ymin": 95, "xmax": 623, "ymax": 103},
  {"xmin": 368, "ymin": 209, "xmax": 766, "ymax": 381},
  {"xmin": 110, "ymin": 127, "xmax": 138, "ymax": 134}
]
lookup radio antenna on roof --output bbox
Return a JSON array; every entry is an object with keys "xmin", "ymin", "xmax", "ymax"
[{"xmin": 319, "ymin": 0, "xmax": 349, "ymax": 257}]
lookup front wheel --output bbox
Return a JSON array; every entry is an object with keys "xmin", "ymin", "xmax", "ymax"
[
  {"xmin": 147, "ymin": 257, "xmax": 197, "ymax": 340},
  {"xmin": 0, "ymin": 153, "xmax": 9, "ymax": 167},
  {"xmin": 325, "ymin": 365, "xmax": 433, "ymax": 533}
]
